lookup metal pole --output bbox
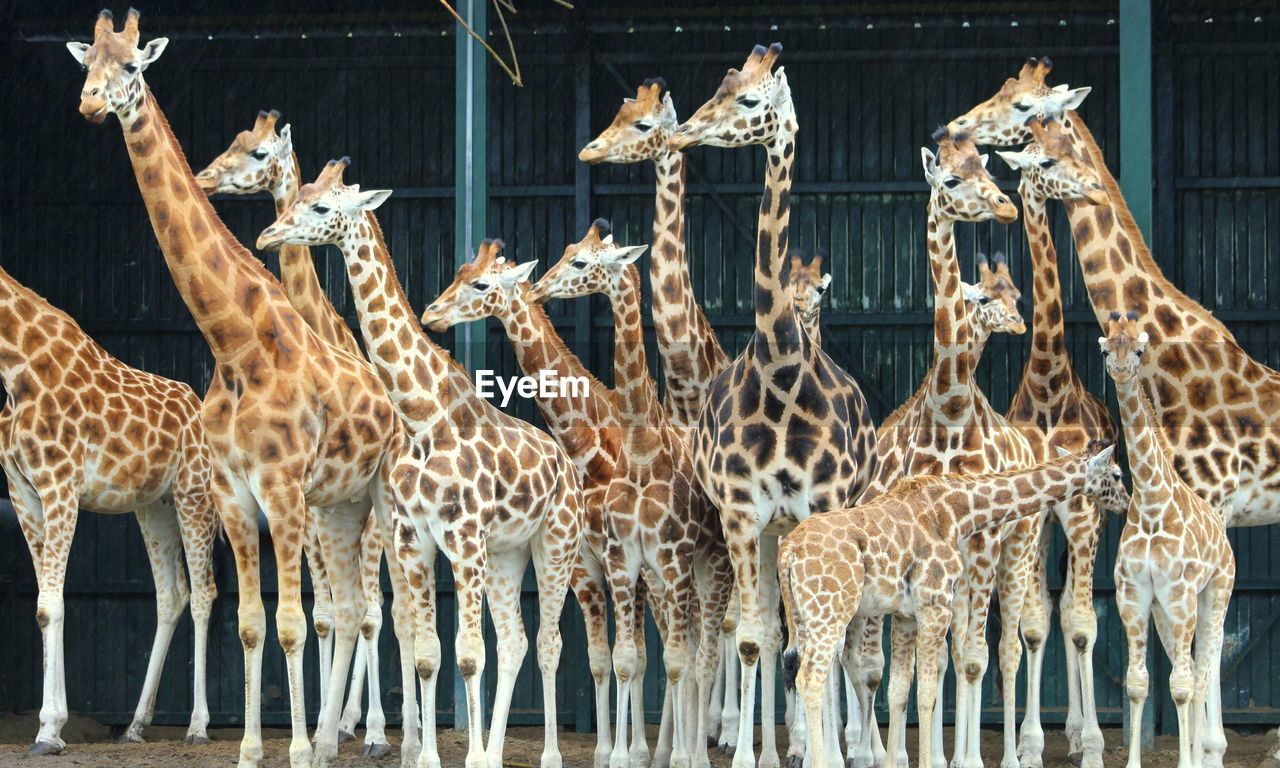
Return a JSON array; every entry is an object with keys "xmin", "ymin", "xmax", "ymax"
[{"xmin": 453, "ymin": 0, "xmax": 488, "ymax": 733}]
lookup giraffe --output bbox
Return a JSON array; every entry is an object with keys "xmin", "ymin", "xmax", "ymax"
[
  {"xmin": 992, "ymin": 115, "xmax": 1120, "ymax": 768},
  {"xmin": 788, "ymin": 251, "xmax": 831, "ymax": 343},
  {"xmin": 667, "ymin": 43, "xmax": 878, "ymax": 768},
  {"xmin": 419, "ymin": 233, "xmax": 636, "ymax": 768},
  {"xmin": 953, "ymin": 58, "xmax": 1280, "ymax": 767},
  {"xmin": 67, "ymin": 13, "xmax": 418, "ymax": 768},
  {"xmin": 1099, "ymin": 312, "xmax": 1234, "ymax": 768},
  {"xmin": 0, "ymin": 264, "xmax": 220, "ymax": 754},
  {"xmin": 257, "ymin": 157, "xmax": 585, "ymax": 768},
  {"xmin": 195, "ymin": 108, "xmax": 391, "ymax": 757},
  {"xmin": 778, "ymin": 444, "xmax": 1129, "ymax": 768},
  {"xmin": 529, "ymin": 218, "xmax": 734, "ymax": 768},
  {"xmin": 579, "ymin": 76, "xmax": 728, "ymax": 429}
]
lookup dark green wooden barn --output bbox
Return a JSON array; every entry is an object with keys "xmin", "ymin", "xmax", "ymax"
[{"xmin": 1, "ymin": 0, "xmax": 1278, "ymax": 743}]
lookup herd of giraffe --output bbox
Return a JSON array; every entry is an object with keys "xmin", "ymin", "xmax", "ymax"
[{"xmin": 2, "ymin": 8, "xmax": 1274, "ymax": 768}]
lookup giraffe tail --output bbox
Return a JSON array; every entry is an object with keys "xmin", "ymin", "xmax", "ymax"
[{"xmin": 779, "ymin": 549, "xmax": 801, "ymax": 694}]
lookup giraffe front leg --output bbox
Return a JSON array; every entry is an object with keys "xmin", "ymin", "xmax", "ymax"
[
  {"xmin": 885, "ymin": 616, "xmax": 918, "ymax": 768},
  {"xmin": 720, "ymin": 506, "xmax": 764, "ymax": 768},
  {"xmin": 1017, "ymin": 516, "xmax": 1053, "ymax": 768},
  {"xmin": 1063, "ymin": 497, "xmax": 1106, "ymax": 768},
  {"xmin": 758, "ymin": 535, "xmax": 784, "ymax": 768},
  {"xmin": 531, "ymin": 521, "xmax": 576, "ymax": 768},
  {"xmin": 29, "ymin": 481, "xmax": 78, "ymax": 756},
  {"xmin": 372, "ymin": 470, "xmax": 422, "ymax": 768},
  {"xmin": 481, "ymin": 549, "xmax": 532, "ymax": 768},
  {"xmin": 173, "ymin": 475, "xmax": 219, "ymax": 747},
  {"xmin": 997, "ymin": 524, "xmax": 1036, "ymax": 768},
  {"xmin": 448, "ymin": 532, "xmax": 490, "ymax": 768},
  {"xmin": 607, "ymin": 547, "xmax": 645, "ymax": 768},
  {"xmin": 693, "ymin": 549, "xmax": 733, "ymax": 768},
  {"xmin": 1116, "ymin": 575, "xmax": 1152, "ymax": 768},
  {"xmin": 216, "ymin": 475, "xmax": 267, "ymax": 768},
  {"xmin": 571, "ymin": 557, "xmax": 614, "ymax": 768},
  {"xmin": 123, "ymin": 503, "xmax": 190, "ymax": 745},
  {"xmin": 1197, "ymin": 574, "xmax": 1231, "ymax": 768},
  {"xmin": 390, "ymin": 511, "xmax": 439, "ymax": 768},
  {"xmin": 304, "ymin": 508, "xmax": 335, "ymax": 712},
  {"xmin": 916, "ymin": 603, "xmax": 953, "ymax": 768}
]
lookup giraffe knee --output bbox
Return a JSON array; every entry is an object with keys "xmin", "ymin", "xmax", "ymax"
[
  {"xmin": 458, "ymin": 656, "xmax": 480, "ymax": 680},
  {"xmin": 1125, "ymin": 669, "xmax": 1149, "ymax": 701},
  {"xmin": 739, "ymin": 640, "xmax": 761, "ymax": 666},
  {"xmin": 1072, "ymin": 632, "xmax": 1091, "ymax": 652},
  {"xmin": 1169, "ymin": 672, "xmax": 1194, "ymax": 706},
  {"xmin": 1022, "ymin": 628, "xmax": 1044, "ymax": 653}
]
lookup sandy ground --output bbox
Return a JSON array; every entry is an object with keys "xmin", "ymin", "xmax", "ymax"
[{"xmin": 0, "ymin": 713, "xmax": 1274, "ymax": 768}]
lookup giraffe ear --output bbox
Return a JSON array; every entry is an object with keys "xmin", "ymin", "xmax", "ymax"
[
  {"xmin": 66, "ymin": 42, "xmax": 91, "ymax": 65},
  {"xmin": 920, "ymin": 147, "xmax": 941, "ymax": 184},
  {"xmin": 995, "ymin": 149, "xmax": 1033, "ymax": 170},
  {"xmin": 771, "ymin": 70, "xmax": 794, "ymax": 121},
  {"xmin": 660, "ymin": 92, "xmax": 678, "ymax": 130},
  {"xmin": 1053, "ymin": 446, "xmax": 1072, "ymax": 458},
  {"xmin": 1086, "ymin": 444, "xmax": 1117, "ymax": 468},
  {"xmin": 139, "ymin": 37, "xmax": 169, "ymax": 70},
  {"xmin": 601, "ymin": 245, "xmax": 648, "ymax": 265},
  {"xmin": 1097, "ymin": 336, "xmax": 1108, "ymax": 351},
  {"xmin": 820, "ymin": 273, "xmax": 833, "ymax": 292},
  {"xmin": 1049, "ymin": 85, "xmax": 1090, "ymax": 114},
  {"xmin": 278, "ymin": 123, "xmax": 293, "ymax": 148},
  {"xmin": 960, "ymin": 281, "xmax": 983, "ymax": 304},
  {"xmin": 349, "ymin": 188, "xmax": 392, "ymax": 211},
  {"xmin": 979, "ymin": 153, "xmax": 990, "ymax": 169},
  {"xmin": 499, "ymin": 260, "xmax": 539, "ymax": 286}
]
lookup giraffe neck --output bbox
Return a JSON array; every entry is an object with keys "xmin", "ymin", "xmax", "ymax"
[
  {"xmin": 335, "ymin": 212, "xmax": 474, "ymax": 431},
  {"xmin": 0, "ymin": 267, "xmax": 91, "ymax": 395},
  {"xmin": 950, "ymin": 457, "xmax": 1083, "ymax": 538},
  {"xmin": 752, "ymin": 121, "xmax": 804, "ymax": 360},
  {"xmin": 269, "ymin": 153, "xmax": 360, "ymax": 357},
  {"xmin": 1113, "ymin": 374, "xmax": 1181, "ymax": 509},
  {"xmin": 648, "ymin": 148, "xmax": 727, "ymax": 415},
  {"xmin": 799, "ymin": 312, "xmax": 820, "ymax": 345},
  {"xmin": 606, "ymin": 264, "xmax": 664, "ymax": 425},
  {"xmin": 924, "ymin": 201, "xmax": 974, "ymax": 415},
  {"xmin": 120, "ymin": 87, "xmax": 307, "ymax": 365},
  {"xmin": 500, "ymin": 296, "xmax": 615, "ymax": 429},
  {"xmin": 1016, "ymin": 180, "xmax": 1073, "ymax": 401},
  {"xmin": 1061, "ymin": 113, "xmax": 1234, "ymax": 343}
]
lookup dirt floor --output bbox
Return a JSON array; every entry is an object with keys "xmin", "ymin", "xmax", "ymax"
[{"xmin": 0, "ymin": 713, "xmax": 1274, "ymax": 768}]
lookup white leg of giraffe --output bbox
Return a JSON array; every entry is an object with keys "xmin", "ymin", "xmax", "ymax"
[
  {"xmin": 932, "ymin": 643, "xmax": 949, "ymax": 768},
  {"xmin": 632, "ymin": 581, "xmax": 653, "ymax": 768},
  {"xmin": 571, "ymin": 554, "xmax": 614, "ymax": 768},
  {"xmin": 997, "ymin": 527, "xmax": 1036, "ymax": 768},
  {"xmin": 848, "ymin": 617, "xmax": 886, "ymax": 768},
  {"xmin": 1151, "ymin": 592, "xmax": 1196, "ymax": 768},
  {"xmin": 1018, "ymin": 517, "xmax": 1053, "ymax": 768},
  {"xmin": 24, "ymin": 475, "xmax": 77, "ymax": 756},
  {"xmin": 916, "ymin": 605, "xmax": 953, "ymax": 768},
  {"xmin": 656, "ymin": 677, "xmax": 676, "ymax": 768},
  {"xmin": 311, "ymin": 500, "xmax": 369, "ymax": 768},
  {"xmin": 359, "ymin": 620, "xmax": 389, "ymax": 757},
  {"xmin": 1059, "ymin": 583, "xmax": 1085, "ymax": 760},
  {"xmin": 390, "ymin": 509, "xmax": 438, "ymax": 768},
  {"xmin": 884, "ymin": 616, "xmax": 917, "ymax": 768},
  {"xmin": 305, "ymin": 509, "xmax": 335, "ymax": 712},
  {"xmin": 721, "ymin": 633, "xmax": 741, "ymax": 751},
  {"xmin": 339, "ymin": 632, "xmax": 370, "ymax": 742},
  {"xmin": 710, "ymin": 638, "xmax": 727, "ymax": 741},
  {"xmin": 608, "ymin": 543, "xmax": 647, "ymax": 768},
  {"xmin": 694, "ymin": 549, "xmax": 734, "ymax": 768},
  {"xmin": 1116, "ymin": 574, "xmax": 1152, "ymax": 768},
  {"xmin": 759, "ymin": 535, "xmax": 783, "ymax": 768},
  {"xmin": 1196, "ymin": 575, "xmax": 1231, "ymax": 768},
  {"xmin": 531, "ymin": 522, "xmax": 574, "ymax": 768},
  {"xmin": 174, "ymin": 481, "xmax": 218, "ymax": 747},
  {"xmin": 122, "ymin": 502, "xmax": 190, "ymax": 744},
  {"xmin": 481, "ymin": 548, "xmax": 533, "ymax": 768}
]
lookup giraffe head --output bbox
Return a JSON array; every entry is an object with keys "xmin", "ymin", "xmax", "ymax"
[
  {"xmin": 963, "ymin": 252, "xmax": 1026, "ymax": 335},
  {"xmin": 788, "ymin": 251, "xmax": 831, "ymax": 327},
  {"xmin": 947, "ymin": 57, "xmax": 1091, "ymax": 146},
  {"xmin": 527, "ymin": 219, "xmax": 648, "ymax": 302},
  {"xmin": 195, "ymin": 110, "xmax": 294, "ymax": 196},
  {"xmin": 420, "ymin": 240, "xmax": 538, "ymax": 332},
  {"xmin": 995, "ymin": 117, "xmax": 1108, "ymax": 205},
  {"xmin": 66, "ymin": 9, "xmax": 169, "ymax": 124},
  {"xmin": 921, "ymin": 127, "xmax": 1018, "ymax": 224},
  {"xmin": 1058, "ymin": 441, "xmax": 1129, "ymax": 514},
  {"xmin": 580, "ymin": 78, "xmax": 679, "ymax": 164},
  {"xmin": 1098, "ymin": 310, "xmax": 1149, "ymax": 385},
  {"xmin": 256, "ymin": 158, "xmax": 392, "ymax": 250},
  {"xmin": 667, "ymin": 43, "xmax": 791, "ymax": 151}
]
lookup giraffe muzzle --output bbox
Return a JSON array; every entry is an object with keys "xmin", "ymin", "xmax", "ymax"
[
  {"xmin": 578, "ymin": 143, "xmax": 608, "ymax": 164},
  {"xmin": 255, "ymin": 227, "xmax": 286, "ymax": 251},
  {"xmin": 79, "ymin": 96, "xmax": 109, "ymax": 123},
  {"xmin": 1084, "ymin": 184, "xmax": 1109, "ymax": 206},
  {"xmin": 666, "ymin": 124, "xmax": 699, "ymax": 152}
]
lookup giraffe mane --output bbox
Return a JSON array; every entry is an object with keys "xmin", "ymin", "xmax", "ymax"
[
  {"xmin": 883, "ymin": 452, "xmax": 1077, "ymax": 498},
  {"xmin": 1069, "ymin": 115, "xmax": 1237, "ymax": 343},
  {"xmin": 1135, "ymin": 378, "xmax": 1180, "ymax": 463}
]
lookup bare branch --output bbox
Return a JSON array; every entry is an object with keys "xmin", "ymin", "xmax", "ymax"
[{"xmin": 437, "ymin": 0, "xmax": 523, "ymax": 86}]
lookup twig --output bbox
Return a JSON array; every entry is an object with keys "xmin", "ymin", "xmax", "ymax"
[{"xmin": 437, "ymin": 0, "xmax": 523, "ymax": 86}]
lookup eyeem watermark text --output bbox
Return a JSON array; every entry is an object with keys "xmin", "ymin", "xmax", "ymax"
[{"xmin": 475, "ymin": 369, "xmax": 590, "ymax": 407}]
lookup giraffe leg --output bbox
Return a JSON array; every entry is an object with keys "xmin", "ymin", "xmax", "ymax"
[
  {"xmin": 530, "ymin": 514, "xmax": 576, "ymax": 768},
  {"xmin": 797, "ymin": 626, "xmax": 844, "ymax": 768},
  {"xmin": 448, "ymin": 529, "xmax": 492, "ymax": 768},
  {"xmin": 632, "ymin": 579, "xmax": 653, "ymax": 768},
  {"xmin": 356, "ymin": 517, "xmax": 390, "ymax": 758},
  {"xmin": 1063, "ymin": 497, "xmax": 1106, "ymax": 768},
  {"xmin": 309, "ymin": 501, "xmax": 368, "ymax": 768},
  {"xmin": 1059, "ymin": 578, "xmax": 1084, "ymax": 764},
  {"xmin": 710, "ymin": 634, "xmax": 726, "ymax": 743},
  {"xmin": 218, "ymin": 473, "xmax": 268, "ymax": 768},
  {"xmin": 720, "ymin": 508, "xmax": 764, "ymax": 768},
  {"xmin": 655, "ymin": 543, "xmax": 696, "ymax": 768},
  {"xmin": 1115, "ymin": 575, "xmax": 1151, "ymax": 768},
  {"xmin": 1196, "ymin": 574, "xmax": 1231, "ymax": 768},
  {"xmin": 305, "ymin": 508, "xmax": 335, "ymax": 713},
  {"xmin": 693, "ymin": 548, "xmax": 734, "ymax": 768},
  {"xmin": 480, "ymin": 549, "xmax": 534, "ymax": 768},
  {"xmin": 721, "ymin": 633, "xmax": 741, "ymax": 753},
  {"xmin": 173, "ymin": 466, "xmax": 219, "ymax": 747},
  {"xmin": 392, "ymin": 512, "xmax": 440, "ymax": 768},
  {"xmin": 29, "ymin": 480, "xmax": 78, "ymax": 755},
  {"xmin": 885, "ymin": 616, "xmax": 917, "ymax": 768},
  {"xmin": 5, "ymin": 472, "xmax": 54, "ymax": 753},
  {"xmin": 759, "ymin": 535, "xmax": 783, "ymax": 768},
  {"xmin": 957, "ymin": 532, "xmax": 999, "ymax": 768},
  {"xmin": 997, "ymin": 524, "xmax": 1036, "ymax": 768},
  {"xmin": 843, "ymin": 650, "xmax": 862, "ymax": 761},
  {"xmin": 607, "ymin": 542, "xmax": 645, "ymax": 768},
  {"xmin": 1017, "ymin": 515, "xmax": 1053, "ymax": 768},
  {"xmin": 916, "ymin": 604, "xmax": 953, "ymax": 768},
  {"xmin": 122, "ymin": 502, "xmax": 190, "ymax": 744},
  {"xmin": 838, "ymin": 619, "xmax": 864, "ymax": 768},
  {"xmin": 571, "ymin": 555, "xmax": 614, "ymax": 768},
  {"xmin": 948, "ymin": 569, "xmax": 973, "ymax": 768}
]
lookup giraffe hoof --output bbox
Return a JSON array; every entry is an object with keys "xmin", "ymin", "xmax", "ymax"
[
  {"xmin": 1255, "ymin": 759, "xmax": 1280, "ymax": 768},
  {"xmin": 1067, "ymin": 753, "xmax": 1083, "ymax": 768},
  {"xmin": 338, "ymin": 730, "xmax": 356, "ymax": 744},
  {"xmin": 117, "ymin": 733, "xmax": 145, "ymax": 745},
  {"xmin": 788, "ymin": 755, "xmax": 805, "ymax": 768},
  {"xmin": 363, "ymin": 742, "xmax": 392, "ymax": 759},
  {"xmin": 30, "ymin": 741, "xmax": 65, "ymax": 756},
  {"xmin": 184, "ymin": 734, "xmax": 211, "ymax": 746}
]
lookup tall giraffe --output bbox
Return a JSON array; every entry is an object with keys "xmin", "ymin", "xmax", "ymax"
[
  {"xmin": 1099, "ymin": 313, "xmax": 1234, "ymax": 768},
  {"xmin": 420, "ymin": 234, "xmax": 635, "ymax": 768},
  {"xmin": 195, "ymin": 109, "xmax": 391, "ymax": 757},
  {"xmin": 788, "ymin": 252, "xmax": 831, "ymax": 343},
  {"xmin": 668, "ymin": 43, "xmax": 877, "ymax": 768},
  {"xmin": 530, "ymin": 219, "xmax": 734, "ymax": 768},
  {"xmin": 67, "ymin": 13, "xmax": 417, "ymax": 768},
  {"xmin": 954, "ymin": 59, "xmax": 1280, "ymax": 767},
  {"xmin": 580, "ymin": 77, "xmax": 729, "ymax": 428},
  {"xmin": 993, "ymin": 115, "xmax": 1119, "ymax": 768},
  {"xmin": 843, "ymin": 129, "xmax": 1034, "ymax": 768},
  {"xmin": 258, "ymin": 158, "xmax": 585, "ymax": 768},
  {"xmin": 779, "ymin": 444, "xmax": 1129, "ymax": 768},
  {"xmin": 0, "ymin": 265, "xmax": 220, "ymax": 754}
]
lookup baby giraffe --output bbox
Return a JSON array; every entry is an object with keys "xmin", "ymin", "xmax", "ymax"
[
  {"xmin": 1100, "ymin": 312, "xmax": 1234, "ymax": 768},
  {"xmin": 779, "ymin": 443, "xmax": 1129, "ymax": 768}
]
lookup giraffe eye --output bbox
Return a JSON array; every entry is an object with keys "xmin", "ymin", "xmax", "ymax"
[
  {"xmin": 977, "ymin": 296, "xmax": 990, "ymax": 304},
  {"xmin": 251, "ymin": 151, "xmax": 269, "ymax": 161},
  {"xmin": 571, "ymin": 260, "xmax": 588, "ymax": 269},
  {"xmin": 737, "ymin": 97, "xmax": 760, "ymax": 109},
  {"xmin": 634, "ymin": 121, "xmax": 653, "ymax": 132},
  {"xmin": 123, "ymin": 62, "xmax": 138, "ymax": 74},
  {"xmin": 1014, "ymin": 102, "xmax": 1031, "ymax": 112},
  {"xmin": 1039, "ymin": 159, "xmax": 1057, "ymax": 169},
  {"xmin": 311, "ymin": 204, "xmax": 330, "ymax": 214},
  {"xmin": 471, "ymin": 282, "xmax": 490, "ymax": 291},
  {"xmin": 944, "ymin": 178, "xmax": 960, "ymax": 189}
]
